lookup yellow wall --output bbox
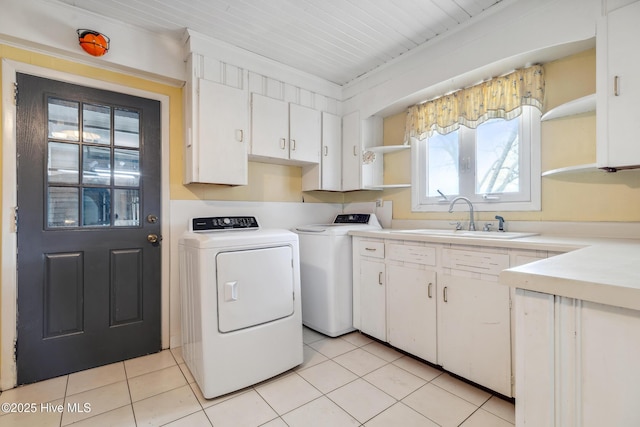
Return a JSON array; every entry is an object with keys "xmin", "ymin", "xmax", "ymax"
[
  {"xmin": 0, "ymin": 44, "xmax": 344, "ymax": 378},
  {"xmin": 360, "ymin": 48, "xmax": 640, "ymax": 222}
]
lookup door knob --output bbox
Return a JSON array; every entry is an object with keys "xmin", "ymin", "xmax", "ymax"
[{"xmin": 147, "ymin": 234, "xmax": 160, "ymax": 244}]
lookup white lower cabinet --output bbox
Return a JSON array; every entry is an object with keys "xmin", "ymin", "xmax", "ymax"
[
  {"xmin": 387, "ymin": 264, "xmax": 437, "ymax": 362},
  {"xmin": 440, "ymin": 248, "xmax": 512, "ymax": 396},
  {"xmin": 516, "ymin": 289, "xmax": 640, "ymax": 427},
  {"xmin": 353, "ymin": 237, "xmax": 517, "ymax": 397},
  {"xmin": 359, "ymin": 259, "xmax": 386, "ymax": 341},
  {"xmin": 438, "ymin": 273, "xmax": 512, "ymax": 396}
]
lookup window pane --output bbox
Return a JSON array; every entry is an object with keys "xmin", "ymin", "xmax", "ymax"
[
  {"xmin": 427, "ymin": 131, "xmax": 459, "ymax": 197},
  {"xmin": 83, "ymin": 188, "xmax": 111, "ymax": 226},
  {"xmin": 48, "ymin": 142, "xmax": 79, "ymax": 184},
  {"xmin": 48, "ymin": 98, "xmax": 79, "ymax": 141},
  {"xmin": 48, "ymin": 187, "xmax": 79, "ymax": 227},
  {"xmin": 83, "ymin": 104, "xmax": 111, "ymax": 144},
  {"xmin": 114, "ymin": 149, "xmax": 140, "ymax": 186},
  {"xmin": 83, "ymin": 146, "xmax": 111, "ymax": 185},
  {"xmin": 114, "ymin": 189, "xmax": 140, "ymax": 226},
  {"xmin": 476, "ymin": 118, "xmax": 520, "ymax": 194},
  {"xmin": 114, "ymin": 108, "xmax": 140, "ymax": 148}
]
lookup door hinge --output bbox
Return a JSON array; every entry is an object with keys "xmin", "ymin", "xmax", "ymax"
[{"xmin": 14, "ymin": 82, "xmax": 18, "ymax": 106}]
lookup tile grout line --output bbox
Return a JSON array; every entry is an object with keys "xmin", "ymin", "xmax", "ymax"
[
  {"xmin": 122, "ymin": 361, "xmax": 138, "ymax": 427},
  {"xmin": 59, "ymin": 375, "xmax": 69, "ymax": 427}
]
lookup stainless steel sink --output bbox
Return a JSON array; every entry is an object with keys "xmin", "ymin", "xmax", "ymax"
[{"xmin": 392, "ymin": 229, "xmax": 538, "ymax": 239}]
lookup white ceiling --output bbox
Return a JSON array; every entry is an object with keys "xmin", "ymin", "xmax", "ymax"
[{"xmin": 56, "ymin": 0, "xmax": 503, "ymax": 85}]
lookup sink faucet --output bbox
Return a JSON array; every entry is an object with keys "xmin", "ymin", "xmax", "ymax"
[{"xmin": 448, "ymin": 197, "xmax": 476, "ymax": 231}]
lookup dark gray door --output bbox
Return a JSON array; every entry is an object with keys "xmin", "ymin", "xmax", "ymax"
[{"xmin": 16, "ymin": 73, "xmax": 161, "ymax": 385}]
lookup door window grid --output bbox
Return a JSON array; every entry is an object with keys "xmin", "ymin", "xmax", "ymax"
[{"xmin": 47, "ymin": 97, "xmax": 141, "ymax": 228}]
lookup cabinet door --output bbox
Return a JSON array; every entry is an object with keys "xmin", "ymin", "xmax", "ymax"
[
  {"xmin": 187, "ymin": 79, "xmax": 248, "ymax": 185},
  {"xmin": 598, "ymin": 1, "xmax": 640, "ymax": 168},
  {"xmin": 321, "ymin": 112, "xmax": 342, "ymax": 191},
  {"xmin": 251, "ymin": 93, "xmax": 288, "ymax": 160},
  {"xmin": 439, "ymin": 274, "xmax": 512, "ymax": 396},
  {"xmin": 342, "ymin": 111, "xmax": 361, "ymax": 191},
  {"xmin": 387, "ymin": 265, "xmax": 437, "ymax": 362},
  {"xmin": 289, "ymin": 104, "xmax": 320, "ymax": 164},
  {"xmin": 359, "ymin": 259, "xmax": 386, "ymax": 341}
]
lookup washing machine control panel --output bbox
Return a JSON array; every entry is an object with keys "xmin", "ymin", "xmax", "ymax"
[
  {"xmin": 333, "ymin": 214, "xmax": 371, "ymax": 224},
  {"xmin": 191, "ymin": 216, "xmax": 260, "ymax": 232}
]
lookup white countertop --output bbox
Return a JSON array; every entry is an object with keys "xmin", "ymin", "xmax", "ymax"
[{"xmin": 350, "ymin": 229, "xmax": 640, "ymax": 311}]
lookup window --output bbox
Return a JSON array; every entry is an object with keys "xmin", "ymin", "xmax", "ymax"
[{"xmin": 411, "ymin": 106, "xmax": 541, "ymax": 212}]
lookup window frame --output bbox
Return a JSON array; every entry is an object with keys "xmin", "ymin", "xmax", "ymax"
[{"xmin": 411, "ymin": 107, "xmax": 541, "ymax": 212}]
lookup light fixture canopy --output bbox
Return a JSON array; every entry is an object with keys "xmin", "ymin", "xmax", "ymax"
[{"xmin": 77, "ymin": 29, "xmax": 110, "ymax": 57}]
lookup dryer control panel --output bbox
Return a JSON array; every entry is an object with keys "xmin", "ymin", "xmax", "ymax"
[{"xmin": 191, "ymin": 216, "xmax": 260, "ymax": 232}]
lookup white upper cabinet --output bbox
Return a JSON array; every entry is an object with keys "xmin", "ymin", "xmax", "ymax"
[
  {"xmin": 250, "ymin": 93, "xmax": 321, "ymax": 165},
  {"xmin": 341, "ymin": 111, "xmax": 362, "ymax": 191},
  {"xmin": 183, "ymin": 56, "xmax": 248, "ymax": 186},
  {"xmin": 290, "ymin": 103, "xmax": 321, "ymax": 164},
  {"xmin": 321, "ymin": 112, "xmax": 342, "ymax": 191},
  {"xmin": 302, "ymin": 112, "xmax": 342, "ymax": 191},
  {"xmin": 596, "ymin": 0, "xmax": 640, "ymax": 170},
  {"xmin": 341, "ymin": 111, "xmax": 383, "ymax": 191},
  {"xmin": 250, "ymin": 94, "xmax": 289, "ymax": 161}
]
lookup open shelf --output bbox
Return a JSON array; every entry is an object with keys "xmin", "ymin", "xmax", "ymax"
[
  {"xmin": 541, "ymin": 163, "xmax": 598, "ymax": 177},
  {"xmin": 363, "ymin": 184, "xmax": 411, "ymax": 190},
  {"xmin": 367, "ymin": 145, "xmax": 410, "ymax": 153},
  {"xmin": 541, "ymin": 94, "xmax": 595, "ymax": 121}
]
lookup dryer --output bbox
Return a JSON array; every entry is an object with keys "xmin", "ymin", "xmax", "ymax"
[
  {"xmin": 294, "ymin": 213, "xmax": 381, "ymax": 337},
  {"xmin": 180, "ymin": 216, "xmax": 302, "ymax": 399}
]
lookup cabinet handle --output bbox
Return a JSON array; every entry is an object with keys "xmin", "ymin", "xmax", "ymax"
[
  {"xmin": 428, "ymin": 282, "xmax": 432, "ymax": 298},
  {"xmin": 378, "ymin": 272, "xmax": 383, "ymax": 285},
  {"xmin": 235, "ymin": 129, "xmax": 244, "ymax": 142},
  {"xmin": 291, "ymin": 139, "xmax": 296, "ymax": 151},
  {"xmin": 353, "ymin": 145, "xmax": 357, "ymax": 156},
  {"xmin": 280, "ymin": 138, "xmax": 286, "ymax": 150},
  {"xmin": 365, "ymin": 247, "xmax": 377, "ymax": 252},
  {"xmin": 324, "ymin": 146, "xmax": 328, "ymax": 156},
  {"xmin": 614, "ymin": 76, "xmax": 620, "ymax": 96},
  {"xmin": 443, "ymin": 286, "xmax": 448, "ymax": 302}
]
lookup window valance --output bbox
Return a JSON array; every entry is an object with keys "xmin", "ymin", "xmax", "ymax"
[{"xmin": 405, "ymin": 65, "xmax": 544, "ymax": 140}]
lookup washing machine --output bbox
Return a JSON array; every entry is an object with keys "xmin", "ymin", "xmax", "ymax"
[
  {"xmin": 294, "ymin": 213, "xmax": 381, "ymax": 337},
  {"xmin": 179, "ymin": 216, "xmax": 303, "ymax": 399}
]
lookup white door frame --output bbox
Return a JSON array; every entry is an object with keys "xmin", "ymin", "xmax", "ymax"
[{"xmin": 1, "ymin": 59, "xmax": 172, "ymax": 390}]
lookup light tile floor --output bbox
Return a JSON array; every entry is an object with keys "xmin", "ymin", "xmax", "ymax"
[{"xmin": 0, "ymin": 328, "xmax": 515, "ymax": 426}]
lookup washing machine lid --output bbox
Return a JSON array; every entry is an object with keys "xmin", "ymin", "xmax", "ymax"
[
  {"xmin": 216, "ymin": 245, "xmax": 295, "ymax": 333},
  {"xmin": 294, "ymin": 213, "xmax": 381, "ymax": 234}
]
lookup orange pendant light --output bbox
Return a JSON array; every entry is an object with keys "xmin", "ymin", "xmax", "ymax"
[{"xmin": 77, "ymin": 29, "xmax": 110, "ymax": 57}]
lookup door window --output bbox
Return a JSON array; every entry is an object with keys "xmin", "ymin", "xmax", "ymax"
[{"xmin": 47, "ymin": 97, "xmax": 141, "ymax": 228}]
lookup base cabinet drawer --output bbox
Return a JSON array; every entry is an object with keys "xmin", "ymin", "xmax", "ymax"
[{"xmin": 359, "ymin": 240, "xmax": 385, "ymax": 258}]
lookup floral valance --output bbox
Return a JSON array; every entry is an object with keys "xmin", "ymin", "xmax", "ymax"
[{"xmin": 405, "ymin": 64, "xmax": 545, "ymax": 141}]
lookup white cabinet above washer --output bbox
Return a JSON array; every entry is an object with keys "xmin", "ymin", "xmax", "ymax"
[{"xmin": 250, "ymin": 93, "xmax": 321, "ymax": 165}]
